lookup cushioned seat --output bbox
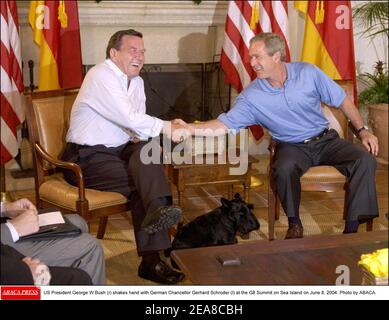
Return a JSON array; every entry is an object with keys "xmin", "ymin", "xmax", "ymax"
[
  {"xmin": 40, "ymin": 174, "xmax": 127, "ymax": 212},
  {"xmin": 301, "ymin": 166, "xmax": 346, "ymax": 182}
]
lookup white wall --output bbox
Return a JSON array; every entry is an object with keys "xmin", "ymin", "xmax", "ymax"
[{"xmin": 18, "ymin": 1, "xmax": 387, "ymax": 87}]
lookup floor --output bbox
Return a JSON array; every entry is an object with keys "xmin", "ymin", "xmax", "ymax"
[{"xmin": 4, "ymin": 156, "xmax": 388, "ymax": 285}]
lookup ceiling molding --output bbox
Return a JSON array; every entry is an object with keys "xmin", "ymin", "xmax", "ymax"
[{"xmin": 17, "ymin": 1, "xmax": 228, "ymax": 27}]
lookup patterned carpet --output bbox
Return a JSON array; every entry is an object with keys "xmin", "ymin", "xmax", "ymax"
[{"xmin": 8, "ymin": 162, "xmax": 388, "ymax": 284}]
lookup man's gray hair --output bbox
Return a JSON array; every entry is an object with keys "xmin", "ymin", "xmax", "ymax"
[{"xmin": 249, "ymin": 33, "xmax": 286, "ymax": 62}]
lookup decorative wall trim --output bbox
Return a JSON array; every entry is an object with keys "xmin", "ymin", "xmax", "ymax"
[{"xmin": 18, "ymin": 1, "xmax": 228, "ymax": 27}]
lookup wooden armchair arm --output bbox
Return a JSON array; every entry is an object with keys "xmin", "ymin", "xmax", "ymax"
[
  {"xmin": 35, "ymin": 143, "xmax": 86, "ymax": 201},
  {"xmin": 268, "ymin": 137, "xmax": 277, "ymax": 165}
]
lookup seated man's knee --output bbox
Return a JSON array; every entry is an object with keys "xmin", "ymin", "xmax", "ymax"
[
  {"xmin": 65, "ymin": 214, "xmax": 89, "ymax": 233},
  {"xmin": 90, "ymin": 236, "xmax": 104, "ymax": 256},
  {"xmin": 78, "ymin": 232, "xmax": 104, "ymax": 259},
  {"xmin": 89, "ymin": 236, "xmax": 105, "ymax": 262},
  {"xmin": 272, "ymin": 160, "xmax": 301, "ymax": 180},
  {"xmin": 357, "ymin": 151, "xmax": 377, "ymax": 171}
]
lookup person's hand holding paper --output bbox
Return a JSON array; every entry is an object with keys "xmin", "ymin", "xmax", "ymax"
[
  {"xmin": 17, "ymin": 210, "xmax": 81, "ymax": 242},
  {"xmin": 38, "ymin": 211, "xmax": 65, "ymax": 226},
  {"xmin": 8, "ymin": 209, "xmax": 39, "ymax": 237}
]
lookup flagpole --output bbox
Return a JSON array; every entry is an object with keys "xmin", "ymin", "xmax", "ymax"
[
  {"xmin": 0, "ymin": 164, "xmax": 4, "ymax": 192},
  {"xmin": 0, "ymin": 165, "xmax": 12, "ymax": 203}
]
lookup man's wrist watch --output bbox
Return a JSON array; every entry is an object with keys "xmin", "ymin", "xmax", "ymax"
[{"xmin": 357, "ymin": 126, "xmax": 368, "ymax": 134}]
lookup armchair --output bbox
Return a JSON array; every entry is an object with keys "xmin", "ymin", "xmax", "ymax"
[{"xmin": 25, "ymin": 89, "xmax": 129, "ymax": 239}]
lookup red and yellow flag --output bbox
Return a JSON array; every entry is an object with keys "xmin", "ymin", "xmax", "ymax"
[
  {"xmin": 29, "ymin": 1, "xmax": 83, "ymax": 91},
  {"xmin": 295, "ymin": 1, "xmax": 357, "ymax": 102}
]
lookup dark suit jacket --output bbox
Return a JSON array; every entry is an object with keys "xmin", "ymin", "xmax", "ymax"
[
  {"xmin": 1, "ymin": 242, "xmax": 34, "ymax": 284},
  {"xmin": 0, "ymin": 242, "xmax": 92, "ymax": 285}
]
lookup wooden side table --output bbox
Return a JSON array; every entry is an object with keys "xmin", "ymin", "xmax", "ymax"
[{"xmin": 166, "ymin": 151, "xmax": 259, "ymax": 207}]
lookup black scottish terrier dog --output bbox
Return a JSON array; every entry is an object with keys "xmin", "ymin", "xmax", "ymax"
[{"xmin": 171, "ymin": 193, "xmax": 260, "ymax": 250}]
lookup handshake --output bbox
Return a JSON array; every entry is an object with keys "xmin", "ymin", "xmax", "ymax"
[{"xmin": 163, "ymin": 119, "xmax": 193, "ymax": 143}]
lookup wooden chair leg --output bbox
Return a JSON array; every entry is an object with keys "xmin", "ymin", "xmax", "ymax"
[
  {"xmin": 342, "ymin": 195, "xmax": 348, "ymax": 221},
  {"xmin": 275, "ymin": 197, "xmax": 280, "ymax": 221},
  {"xmin": 228, "ymin": 184, "xmax": 234, "ymax": 199},
  {"xmin": 366, "ymin": 218, "xmax": 373, "ymax": 232},
  {"xmin": 178, "ymin": 190, "xmax": 183, "ymax": 208},
  {"xmin": 97, "ymin": 216, "xmax": 108, "ymax": 239},
  {"xmin": 268, "ymin": 184, "xmax": 276, "ymax": 241},
  {"xmin": 243, "ymin": 185, "xmax": 249, "ymax": 203},
  {"xmin": 269, "ymin": 173, "xmax": 280, "ymax": 221}
]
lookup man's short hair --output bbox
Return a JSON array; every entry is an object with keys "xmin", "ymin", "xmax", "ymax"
[
  {"xmin": 250, "ymin": 33, "xmax": 286, "ymax": 62},
  {"xmin": 106, "ymin": 29, "xmax": 143, "ymax": 59}
]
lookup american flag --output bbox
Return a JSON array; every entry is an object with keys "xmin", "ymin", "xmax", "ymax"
[
  {"xmin": 220, "ymin": 0, "xmax": 290, "ymax": 139},
  {"xmin": 1, "ymin": 0, "xmax": 24, "ymax": 165}
]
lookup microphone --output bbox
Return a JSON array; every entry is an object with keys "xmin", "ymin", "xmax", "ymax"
[{"xmin": 28, "ymin": 60, "xmax": 37, "ymax": 92}]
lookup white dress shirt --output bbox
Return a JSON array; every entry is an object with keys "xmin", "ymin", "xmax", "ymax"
[
  {"xmin": 66, "ymin": 59, "xmax": 166, "ymax": 147},
  {"xmin": 0, "ymin": 202, "xmax": 21, "ymax": 242},
  {"xmin": 5, "ymin": 222, "xmax": 19, "ymax": 242}
]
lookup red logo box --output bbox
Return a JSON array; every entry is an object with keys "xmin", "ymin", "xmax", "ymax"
[{"xmin": 1, "ymin": 286, "xmax": 41, "ymax": 300}]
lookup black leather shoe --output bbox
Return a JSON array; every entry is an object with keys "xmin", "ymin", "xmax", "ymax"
[
  {"xmin": 284, "ymin": 224, "xmax": 304, "ymax": 239},
  {"xmin": 138, "ymin": 260, "xmax": 185, "ymax": 284},
  {"xmin": 141, "ymin": 205, "xmax": 181, "ymax": 234}
]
